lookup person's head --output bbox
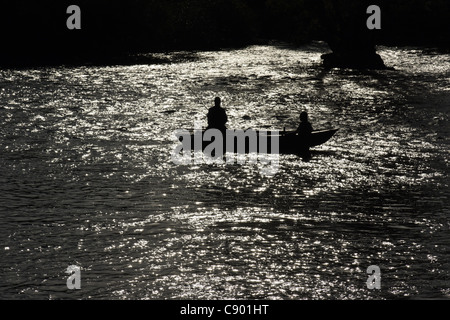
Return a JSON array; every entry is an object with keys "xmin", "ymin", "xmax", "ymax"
[
  {"xmin": 300, "ymin": 111, "xmax": 308, "ymax": 122},
  {"xmin": 214, "ymin": 97, "xmax": 221, "ymax": 107}
]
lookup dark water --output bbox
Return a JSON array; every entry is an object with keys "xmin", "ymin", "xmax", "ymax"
[{"xmin": 0, "ymin": 43, "xmax": 449, "ymax": 299}]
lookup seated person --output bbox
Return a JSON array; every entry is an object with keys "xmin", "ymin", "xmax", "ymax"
[
  {"xmin": 207, "ymin": 97, "xmax": 228, "ymax": 131},
  {"xmin": 296, "ymin": 111, "xmax": 313, "ymax": 136},
  {"xmin": 296, "ymin": 111, "xmax": 313, "ymax": 158}
]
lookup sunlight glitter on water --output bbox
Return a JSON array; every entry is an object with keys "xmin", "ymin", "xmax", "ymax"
[{"xmin": 0, "ymin": 43, "xmax": 449, "ymax": 299}]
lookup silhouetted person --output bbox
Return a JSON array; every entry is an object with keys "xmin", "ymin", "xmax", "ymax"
[
  {"xmin": 296, "ymin": 111, "xmax": 313, "ymax": 135},
  {"xmin": 207, "ymin": 97, "xmax": 228, "ymax": 131},
  {"xmin": 296, "ymin": 111, "xmax": 313, "ymax": 159}
]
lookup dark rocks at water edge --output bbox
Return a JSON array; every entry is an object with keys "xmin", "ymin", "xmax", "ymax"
[{"xmin": 321, "ymin": 50, "xmax": 388, "ymax": 70}]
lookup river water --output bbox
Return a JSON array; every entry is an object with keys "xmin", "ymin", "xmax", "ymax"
[{"xmin": 0, "ymin": 42, "xmax": 449, "ymax": 300}]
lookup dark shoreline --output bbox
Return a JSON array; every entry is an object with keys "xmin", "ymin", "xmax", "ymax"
[
  {"xmin": 1, "ymin": 1, "xmax": 448, "ymax": 69},
  {"xmin": 1, "ymin": 40, "xmax": 448, "ymax": 70}
]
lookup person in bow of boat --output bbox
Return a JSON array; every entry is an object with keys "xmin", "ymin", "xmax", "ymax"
[
  {"xmin": 206, "ymin": 97, "xmax": 228, "ymax": 132},
  {"xmin": 296, "ymin": 111, "xmax": 313, "ymax": 136},
  {"xmin": 295, "ymin": 111, "xmax": 313, "ymax": 158}
]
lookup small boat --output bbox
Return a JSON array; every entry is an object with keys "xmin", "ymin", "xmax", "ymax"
[{"xmin": 182, "ymin": 128, "xmax": 338, "ymax": 155}]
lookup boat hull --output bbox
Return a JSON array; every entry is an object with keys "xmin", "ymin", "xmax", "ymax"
[{"xmin": 182, "ymin": 129, "xmax": 338, "ymax": 155}]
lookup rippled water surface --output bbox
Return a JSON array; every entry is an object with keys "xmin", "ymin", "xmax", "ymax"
[{"xmin": 0, "ymin": 43, "xmax": 449, "ymax": 299}]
